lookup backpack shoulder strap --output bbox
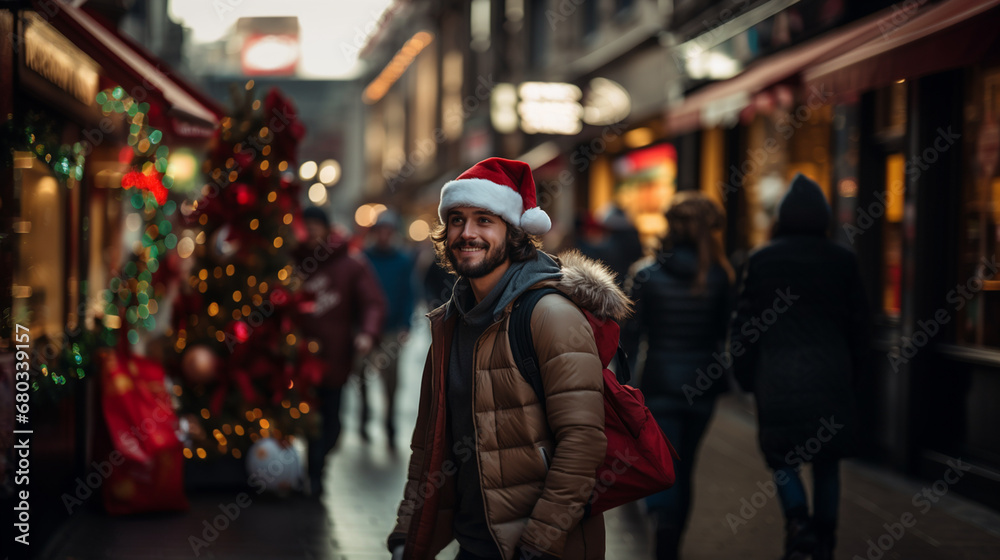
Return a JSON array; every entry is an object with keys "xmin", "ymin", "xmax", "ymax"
[{"xmin": 509, "ymin": 287, "xmax": 566, "ymax": 407}]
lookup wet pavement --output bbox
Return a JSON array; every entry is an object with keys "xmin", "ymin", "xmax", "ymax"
[{"xmin": 40, "ymin": 318, "xmax": 1000, "ymax": 559}]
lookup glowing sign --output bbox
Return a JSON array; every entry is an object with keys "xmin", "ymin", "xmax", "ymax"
[
  {"xmin": 242, "ymin": 34, "xmax": 300, "ymax": 76},
  {"xmin": 492, "ymin": 78, "xmax": 631, "ymax": 135},
  {"xmin": 582, "ymin": 78, "xmax": 631, "ymax": 126}
]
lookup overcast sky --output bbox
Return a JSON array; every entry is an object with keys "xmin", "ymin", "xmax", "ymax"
[{"xmin": 168, "ymin": 0, "xmax": 396, "ymax": 78}]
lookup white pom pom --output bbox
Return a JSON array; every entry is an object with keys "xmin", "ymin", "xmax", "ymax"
[{"xmin": 520, "ymin": 207, "xmax": 551, "ymax": 235}]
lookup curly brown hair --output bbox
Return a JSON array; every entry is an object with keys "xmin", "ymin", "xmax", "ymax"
[{"xmin": 430, "ymin": 218, "xmax": 541, "ymax": 275}]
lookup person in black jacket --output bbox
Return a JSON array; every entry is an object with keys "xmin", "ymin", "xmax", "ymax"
[
  {"xmin": 623, "ymin": 192, "xmax": 734, "ymax": 560},
  {"xmin": 729, "ymin": 174, "xmax": 869, "ymax": 560}
]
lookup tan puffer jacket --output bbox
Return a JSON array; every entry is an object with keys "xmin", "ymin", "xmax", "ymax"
[{"xmin": 389, "ymin": 252, "xmax": 632, "ymax": 560}]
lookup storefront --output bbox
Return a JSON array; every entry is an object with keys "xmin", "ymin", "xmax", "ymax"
[
  {"xmin": 2, "ymin": 1, "xmax": 220, "ymax": 542},
  {"xmin": 662, "ymin": 0, "xmax": 917, "ymax": 256},
  {"xmin": 570, "ymin": 62, "xmax": 681, "ymax": 253},
  {"xmin": 2, "ymin": 12, "xmax": 108, "ymax": 537},
  {"xmin": 642, "ymin": 0, "xmax": 1000, "ymax": 511},
  {"xmin": 805, "ymin": 0, "xmax": 1000, "ymax": 509}
]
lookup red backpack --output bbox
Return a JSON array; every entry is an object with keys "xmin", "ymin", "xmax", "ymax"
[{"xmin": 509, "ymin": 288, "xmax": 679, "ymax": 515}]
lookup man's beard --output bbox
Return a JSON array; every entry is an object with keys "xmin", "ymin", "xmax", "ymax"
[{"xmin": 447, "ymin": 238, "xmax": 508, "ymax": 278}]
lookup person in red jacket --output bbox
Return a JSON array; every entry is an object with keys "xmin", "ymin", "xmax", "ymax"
[{"xmin": 296, "ymin": 206, "xmax": 386, "ymax": 495}]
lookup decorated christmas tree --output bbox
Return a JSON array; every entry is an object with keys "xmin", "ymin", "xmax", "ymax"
[{"xmin": 169, "ymin": 83, "xmax": 312, "ymax": 463}]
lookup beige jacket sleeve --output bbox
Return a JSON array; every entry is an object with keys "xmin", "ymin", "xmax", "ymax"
[{"xmin": 519, "ymin": 294, "xmax": 607, "ymax": 557}]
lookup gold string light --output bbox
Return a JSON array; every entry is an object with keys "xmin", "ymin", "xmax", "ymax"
[{"xmin": 363, "ymin": 31, "xmax": 434, "ymax": 104}]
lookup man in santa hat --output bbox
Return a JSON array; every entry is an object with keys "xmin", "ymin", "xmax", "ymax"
[{"xmin": 388, "ymin": 158, "xmax": 630, "ymax": 560}]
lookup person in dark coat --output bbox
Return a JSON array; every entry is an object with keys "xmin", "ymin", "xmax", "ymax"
[
  {"xmin": 729, "ymin": 174, "xmax": 869, "ymax": 560},
  {"xmin": 623, "ymin": 192, "xmax": 734, "ymax": 560},
  {"xmin": 295, "ymin": 207, "xmax": 387, "ymax": 495}
]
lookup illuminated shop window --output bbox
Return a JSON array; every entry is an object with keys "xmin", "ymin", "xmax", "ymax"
[
  {"xmin": 612, "ymin": 143, "xmax": 677, "ymax": 245},
  {"xmin": 882, "ymin": 154, "xmax": 905, "ymax": 319},
  {"xmin": 13, "ymin": 157, "xmax": 67, "ymax": 339},
  {"xmin": 957, "ymin": 66, "xmax": 1000, "ymax": 347}
]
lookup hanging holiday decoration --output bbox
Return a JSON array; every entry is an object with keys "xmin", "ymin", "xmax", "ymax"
[
  {"xmin": 96, "ymin": 84, "xmax": 185, "ymax": 352},
  {"xmin": 0, "ymin": 83, "xmax": 182, "ymax": 402},
  {"xmin": 91, "ymin": 86, "xmax": 176, "ymax": 203},
  {"xmin": 180, "ymin": 345, "xmax": 220, "ymax": 386},
  {"xmin": 122, "ymin": 169, "xmax": 169, "ymax": 205},
  {"xmin": 1, "ymin": 109, "xmax": 87, "ymax": 186}
]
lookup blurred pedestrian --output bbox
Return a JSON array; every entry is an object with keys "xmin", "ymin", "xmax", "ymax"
[
  {"xmin": 421, "ymin": 252, "xmax": 457, "ymax": 309},
  {"xmin": 295, "ymin": 207, "xmax": 386, "ymax": 495},
  {"xmin": 360, "ymin": 209, "xmax": 415, "ymax": 448},
  {"xmin": 729, "ymin": 174, "xmax": 869, "ymax": 560},
  {"xmin": 572, "ymin": 210, "xmax": 610, "ymax": 262},
  {"xmin": 622, "ymin": 192, "xmax": 734, "ymax": 560},
  {"xmin": 600, "ymin": 204, "xmax": 645, "ymax": 287},
  {"xmin": 388, "ymin": 157, "xmax": 626, "ymax": 560}
]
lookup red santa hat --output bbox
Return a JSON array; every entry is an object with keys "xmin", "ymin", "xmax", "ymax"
[{"xmin": 438, "ymin": 157, "xmax": 551, "ymax": 235}]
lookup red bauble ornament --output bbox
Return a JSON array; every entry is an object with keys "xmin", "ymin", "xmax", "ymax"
[
  {"xmin": 270, "ymin": 286, "xmax": 289, "ymax": 306},
  {"xmin": 230, "ymin": 321, "xmax": 251, "ymax": 343},
  {"xmin": 181, "ymin": 345, "xmax": 219, "ymax": 386},
  {"xmin": 233, "ymin": 183, "xmax": 256, "ymax": 206}
]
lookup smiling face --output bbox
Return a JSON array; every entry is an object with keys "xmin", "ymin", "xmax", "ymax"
[{"xmin": 445, "ymin": 207, "xmax": 510, "ymax": 278}]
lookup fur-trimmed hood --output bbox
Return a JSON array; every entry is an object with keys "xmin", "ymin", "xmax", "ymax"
[
  {"xmin": 552, "ymin": 250, "xmax": 632, "ymax": 321},
  {"xmin": 437, "ymin": 250, "xmax": 633, "ymax": 324}
]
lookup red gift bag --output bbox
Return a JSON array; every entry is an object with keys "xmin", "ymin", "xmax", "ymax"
[{"xmin": 99, "ymin": 348, "xmax": 189, "ymax": 515}]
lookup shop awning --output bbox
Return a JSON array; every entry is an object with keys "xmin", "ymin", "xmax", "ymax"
[
  {"xmin": 36, "ymin": 0, "xmax": 223, "ymax": 139},
  {"xmin": 804, "ymin": 0, "xmax": 1000, "ymax": 99},
  {"xmin": 664, "ymin": 1, "xmax": 938, "ymax": 135}
]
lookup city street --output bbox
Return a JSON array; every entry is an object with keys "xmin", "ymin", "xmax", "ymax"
[
  {"xmin": 6, "ymin": 1, "xmax": 1000, "ymax": 559},
  {"xmin": 41, "ymin": 319, "xmax": 1000, "ymax": 560}
]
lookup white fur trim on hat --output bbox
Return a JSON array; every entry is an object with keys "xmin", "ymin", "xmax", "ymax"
[
  {"xmin": 438, "ymin": 178, "xmax": 524, "ymax": 226},
  {"xmin": 520, "ymin": 206, "xmax": 551, "ymax": 235}
]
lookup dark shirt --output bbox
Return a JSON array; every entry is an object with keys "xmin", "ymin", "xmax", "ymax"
[
  {"xmin": 447, "ymin": 267, "xmax": 514, "ymax": 559},
  {"xmin": 445, "ymin": 255, "xmax": 561, "ymax": 557}
]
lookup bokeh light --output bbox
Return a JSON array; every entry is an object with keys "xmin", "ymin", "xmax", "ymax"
[
  {"xmin": 177, "ymin": 236, "xmax": 195, "ymax": 259},
  {"xmin": 355, "ymin": 204, "xmax": 376, "ymax": 227},
  {"xmin": 308, "ymin": 183, "xmax": 327, "ymax": 205},
  {"xmin": 299, "ymin": 160, "xmax": 317, "ymax": 181},
  {"xmin": 409, "ymin": 219, "xmax": 431, "ymax": 242},
  {"xmin": 318, "ymin": 160, "xmax": 341, "ymax": 185}
]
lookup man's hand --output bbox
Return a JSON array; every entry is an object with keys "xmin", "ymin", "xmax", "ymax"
[
  {"xmin": 390, "ymin": 544, "xmax": 404, "ymax": 560},
  {"xmin": 354, "ymin": 333, "xmax": 374, "ymax": 356}
]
